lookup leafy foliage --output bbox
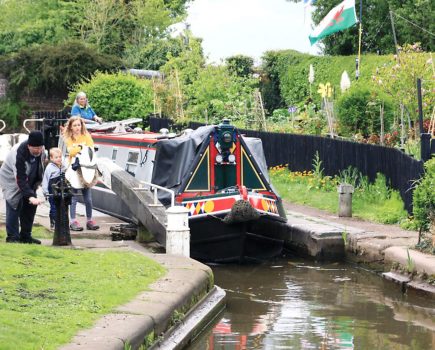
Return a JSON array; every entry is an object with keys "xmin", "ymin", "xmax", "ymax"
[
  {"xmin": 67, "ymin": 72, "xmax": 154, "ymax": 121},
  {"xmin": 270, "ymin": 164, "xmax": 407, "ymax": 224},
  {"xmin": 0, "ymin": 0, "xmax": 191, "ymax": 57},
  {"xmin": 0, "ymin": 98, "xmax": 30, "ymax": 130},
  {"xmin": 0, "ymin": 41, "xmax": 121, "ymax": 97},
  {"xmin": 371, "ymin": 44, "xmax": 434, "ymax": 129},
  {"xmin": 225, "ymin": 55, "xmax": 254, "ymax": 78},
  {"xmin": 336, "ymin": 84, "xmax": 394, "ymax": 137},
  {"xmin": 0, "ymin": 0, "xmax": 72, "ymax": 55},
  {"xmin": 122, "ymin": 37, "xmax": 185, "ymax": 70},
  {"xmin": 263, "ymin": 50, "xmax": 388, "ymax": 109},
  {"xmin": 412, "ymin": 158, "xmax": 435, "ymax": 231},
  {"xmin": 308, "ymin": 0, "xmax": 434, "ymax": 55}
]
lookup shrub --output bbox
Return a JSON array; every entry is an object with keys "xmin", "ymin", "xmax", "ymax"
[
  {"xmin": 0, "ymin": 41, "xmax": 121, "ymax": 97},
  {"xmin": 67, "ymin": 72, "xmax": 154, "ymax": 121},
  {"xmin": 0, "ymin": 98, "xmax": 30, "ymax": 130},
  {"xmin": 225, "ymin": 55, "xmax": 254, "ymax": 78},
  {"xmin": 412, "ymin": 158, "xmax": 435, "ymax": 231},
  {"xmin": 336, "ymin": 84, "xmax": 394, "ymax": 137}
]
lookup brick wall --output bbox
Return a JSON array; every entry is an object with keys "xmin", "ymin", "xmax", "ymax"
[{"xmin": 22, "ymin": 92, "xmax": 67, "ymax": 112}]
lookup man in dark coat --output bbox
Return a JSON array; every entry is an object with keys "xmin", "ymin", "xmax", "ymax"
[{"xmin": 0, "ymin": 131, "xmax": 46, "ymax": 243}]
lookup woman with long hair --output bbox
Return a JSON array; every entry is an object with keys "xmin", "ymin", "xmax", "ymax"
[{"xmin": 63, "ymin": 116, "xmax": 99, "ymax": 231}]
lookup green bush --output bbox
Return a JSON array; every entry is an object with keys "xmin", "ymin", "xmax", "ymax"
[
  {"xmin": 261, "ymin": 50, "xmax": 389, "ymax": 112},
  {"xmin": 0, "ymin": 98, "xmax": 30, "ymax": 130},
  {"xmin": 67, "ymin": 72, "xmax": 154, "ymax": 121},
  {"xmin": 412, "ymin": 158, "xmax": 435, "ymax": 231},
  {"xmin": 0, "ymin": 41, "xmax": 121, "ymax": 97},
  {"xmin": 225, "ymin": 55, "xmax": 254, "ymax": 78},
  {"xmin": 336, "ymin": 84, "xmax": 394, "ymax": 137}
]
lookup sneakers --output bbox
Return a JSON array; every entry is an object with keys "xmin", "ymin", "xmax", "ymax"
[
  {"xmin": 70, "ymin": 220, "xmax": 84, "ymax": 231},
  {"xmin": 86, "ymin": 220, "xmax": 100, "ymax": 231},
  {"xmin": 20, "ymin": 236, "xmax": 42, "ymax": 244},
  {"xmin": 50, "ymin": 215, "xmax": 55, "ymax": 230}
]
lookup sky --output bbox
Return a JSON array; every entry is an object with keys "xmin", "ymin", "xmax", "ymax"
[{"xmin": 183, "ymin": 0, "xmax": 320, "ymax": 64}]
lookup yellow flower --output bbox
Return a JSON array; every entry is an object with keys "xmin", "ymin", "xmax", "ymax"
[{"xmin": 317, "ymin": 82, "xmax": 333, "ymax": 98}]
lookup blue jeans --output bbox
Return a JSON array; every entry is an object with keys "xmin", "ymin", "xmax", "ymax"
[
  {"xmin": 5, "ymin": 198, "xmax": 37, "ymax": 240},
  {"xmin": 70, "ymin": 188, "xmax": 93, "ymax": 220},
  {"xmin": 48, "ymin": 187, "xmax": 56, "ymax": 218}
]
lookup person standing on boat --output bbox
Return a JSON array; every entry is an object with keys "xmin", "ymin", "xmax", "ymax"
[
  {"xmin": 63, "ymin": 116, "xmax": 99, "ymax": 231},
  {"xmin": 71, "ymin": 91, "xmax": 103, "ymax": 124},
  {"xmin": 0, "ymin": 131, "xmax": 45, "ymax": 244}
]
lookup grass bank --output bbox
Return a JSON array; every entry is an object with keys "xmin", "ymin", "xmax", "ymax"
[
  {"xmin": 270, "ymin": 165, "xmax": 409, "ymax": 225},
  {"xmin": 0, "ymin": 228, "xmax": 166, "ymax": 350}
]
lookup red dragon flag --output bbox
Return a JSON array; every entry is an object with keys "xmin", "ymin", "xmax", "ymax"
[{"xmin": 309, "ymin": 0, "xmax": 358, "ymax": 45}]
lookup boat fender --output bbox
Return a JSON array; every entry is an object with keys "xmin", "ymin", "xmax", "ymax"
[{"xmin": 223, "ymin": 199, "xmax": 260, "ymax": 224}]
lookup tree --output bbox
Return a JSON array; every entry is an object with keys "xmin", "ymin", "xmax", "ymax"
[
  {"xmin": 372, "ymin": 43, "xmax": 434, "ymax": 135},
  {"xmin": 0, "ymin": 0, "xmax": 191, "ymax": 57},
  {"xmin": 0, "ymin": 41, "xmax": 121, "ymax": 97},
  {"xmin": 287, "ymin": 0, "xmax": 434, "ymax": 55},
  {"xmin": 0, "ymin": 0, "xmax": 73, "ymax": 54},
  {"xmin": 225, "ymin": 55, "xmax": 254, "ymax": 78}
]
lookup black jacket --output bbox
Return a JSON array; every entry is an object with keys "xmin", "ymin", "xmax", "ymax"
[{"xmin": 0, "ymin": 141, "xmax": 46, "ymax": 209}]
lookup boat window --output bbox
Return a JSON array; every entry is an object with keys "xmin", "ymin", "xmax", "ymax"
[
  {"xmin": 125, "ymin": 151, "xmax": 139, "ymax": 176},
  {"xmin": 111, "ymin": 148, "xmax": 118, "ymax": 162},
  {"xmin": 127, "ymin": 152, "xmax": 139, "ymax": 163}
]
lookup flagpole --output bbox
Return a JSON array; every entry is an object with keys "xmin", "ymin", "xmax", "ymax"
[{"xmin": 356, "ymin": 0, "xmax": 362, "ymax": 80}]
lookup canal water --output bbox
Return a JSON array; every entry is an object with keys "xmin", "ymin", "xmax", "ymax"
[{"xmin": 188, "ymin": 258, "xmax": 435, "ymax": 350}]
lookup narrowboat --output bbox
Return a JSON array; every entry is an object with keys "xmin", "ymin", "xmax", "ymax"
[{"xmin": 88, "ymin": 119, "xmax": 288, "ymax": 263}]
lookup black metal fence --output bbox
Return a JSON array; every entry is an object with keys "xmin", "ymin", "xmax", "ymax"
[
  {"xmin": 150, "ymin": 117, "xmax": 424, "ymax": 213},
  {"xmin": 33, "ymin": 111, "xmax": 69, "ymax": 150}
]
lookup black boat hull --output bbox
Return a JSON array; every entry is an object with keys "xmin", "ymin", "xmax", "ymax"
[
  {"xmin": 189, "ymin": 214, "xmax": 285, "ymax": 264},
  {"xmin": 90, "ymin": 186, "xmax": 286, "ymax": 264}
]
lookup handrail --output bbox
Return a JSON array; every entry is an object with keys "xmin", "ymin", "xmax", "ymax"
[
  {"xmin": 132, "ymin": 180, "xmax": 175, "ymax": 207},
  {"xmin": 23, "ymin": 118, "xmax": 44, "ymax": 133},
  {"xmin": 0, "ymin": 119, "xmax": 5, "ymax": 133}
]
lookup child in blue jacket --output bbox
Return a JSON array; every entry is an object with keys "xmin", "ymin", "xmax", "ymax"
[{"xmin": 42, "ymin": 148, "xmax": 67, "ymax": 229}]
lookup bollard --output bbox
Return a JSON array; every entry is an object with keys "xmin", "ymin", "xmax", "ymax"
[
  {"xmin": 166, "ymin": 206, "xmax": 190, "ymax": 257},
  {"xmin": 51, "ymin": 173, "xmax": 73, "ymax": 246},
  {"xmin": 337, "ymin": 184, "xmax": 354, "ymax": 217}
]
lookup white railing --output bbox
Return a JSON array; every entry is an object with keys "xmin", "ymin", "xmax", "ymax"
[
  {"xmin": 0, "ymin": 120, "xmax": 5, "ymax": 133},
  {"xmin": 23, "ymin": 118, "xmax": 44, "ymax": 133},
  {"xmin": 133, "ymin": 181, "xmax": 175, "ymax": 207}
]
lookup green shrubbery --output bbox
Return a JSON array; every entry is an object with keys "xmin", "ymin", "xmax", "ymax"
[
  {"xmin": 0, "ymin": 41, "xmax": 121, "ymax": 96},
  {"xmin": 67, "ymin": 72, "xmax": 154, "ymax": 121},
  {"xmin": 262, "ymin": 50, "xmax": 388, "ymax": 108},
  {"xmin": 336, "ymin": 84, "xmax": 394, "ymax": 137},
  {"xmin": 412, "ymin": 158, "xmax": 435, "ymax": 231},
  {"xmin": 0, "ymin": 98, "xmax": 30, "ymax": 130},
  {"xmin": 269, "ymin": 164, "xmax": 408, "ymax": 225}
]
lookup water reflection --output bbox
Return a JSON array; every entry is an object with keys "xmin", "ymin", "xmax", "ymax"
[{"xmin": 188, "ymin": 259, "xmax": 435, "ymax": 350}]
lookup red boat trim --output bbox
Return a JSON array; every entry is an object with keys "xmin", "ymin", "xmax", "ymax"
[{"xmin": 92, "ymin": 135, "xmax": 157, "ymax": 149}]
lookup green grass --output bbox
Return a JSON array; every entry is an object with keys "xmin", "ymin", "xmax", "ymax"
[
  {"xmin": 0, "ymin": 232, "xmax": 166, "ymax": 350},
  {"xmin": 273, "ymin": 180, "xmax": 339, "ymax": 213},
  {"xmin": 0, "ymin": 224, "xmax": 53, "ymax": 241},
  {"xmin": 270, "ymin": 167, "xmax": 409, "ymax": 225}
]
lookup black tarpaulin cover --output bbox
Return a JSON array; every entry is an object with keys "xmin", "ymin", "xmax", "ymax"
[{"xmin": 151, "ymin": 124, "xmax": 271, "ymax": 205}]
